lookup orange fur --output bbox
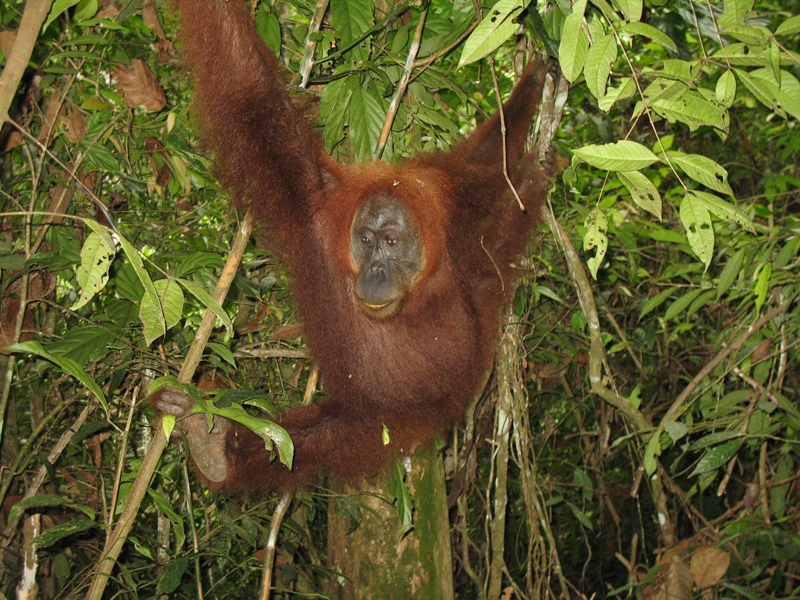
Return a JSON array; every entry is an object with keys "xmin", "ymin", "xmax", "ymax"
[{"xmin": 173, "ymin": 0, "xmax": 554, "ymax": 494}]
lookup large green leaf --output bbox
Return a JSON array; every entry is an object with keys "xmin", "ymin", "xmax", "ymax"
[
  {"xmin": 584, "ymin": 34, "xmax": 617, "ymax": 101},
  {"xmin": 559, "ymin": 0, "xmax": 589, "ymax": 83},
  {"xmin": 573, "ymin": 140, "xmax": 660, "ymax": 171},
  {"xmin": 667, "ymin": 152, "xmax": 734, "ymax": 197},
  {"xmin": 680, "ymin": 192, "xmax": 714, "ymax": 269},
  {"xmin": 459, "ymin": 0, "xmax": 532, "ymax": 66},
  {"xmin": 618, "ymin": 170, "xmax": 662, "ymax": 219},
  {"xmin": 5, "ymin": 341, "xmax": 108, "ymax": 413}
]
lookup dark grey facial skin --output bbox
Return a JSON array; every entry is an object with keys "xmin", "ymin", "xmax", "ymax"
[{"xmin": 350, "ymin": 196, "xmax": 424, "ymax": 318}]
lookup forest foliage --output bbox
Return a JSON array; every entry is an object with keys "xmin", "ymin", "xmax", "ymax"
[{"xmin": 1, "ymin": 0, "xmax": 800, "ymax": 598}]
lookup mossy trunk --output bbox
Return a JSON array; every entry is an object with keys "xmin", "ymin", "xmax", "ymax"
[{"xmin": 327, "ymin": 445, "xmax": 454, "ymax": 599}]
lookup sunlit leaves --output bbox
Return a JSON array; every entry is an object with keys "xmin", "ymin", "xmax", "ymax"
[
  {"xmin": 692, "ymin": 191, "xmax": 753, "ymax": 230},
  {"xmin": 584, "ymin": 34, "xmax": 617, "ymax": 101},
  {"xmin": 619, "ymin": 22, "xmax": 677, "ymax": 52},
  {"xmin": 459, "ymin": 0, "xmax": 532, "ymax": 66},
  {"xmin": 5, "ymin": 341, "xmax": 108, "ymax": 413},
  {"xmin": 715, "ymin": 70, "xmax": 737, "ymax": 108},
  {"xmin": 583, "ymin": 209, "xmax": 608, "ymax": 279},
  {"xmin": 775, "ymin": 14, "xmax": 800, "ymax": 36},
  {"xmin": 572, "ymin": 140, "xmax": 659, "ymax": 171},
  {"xmin": 559, "ymin": 0, "xmax": 589, "ymax": 83},
  {"xmin": 72, "ymin": 230, "xmax": 116, "ymax": 310},
  {"xmin": 680, "ymin": 192, "xmax": 714, "ymax": 269},
  {"xmin": 667, "ymin": 152, "xmax": 734, "ymax": 197},
  {"xmin": 754, "ymin": 262, "xmax": 772, "ymax": 313},
  {"xmin": 618, "ymin": 171, "xmax": 662, "ymax": 219}
]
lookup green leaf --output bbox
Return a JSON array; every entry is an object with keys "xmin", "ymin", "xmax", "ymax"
[
  {"xmin": 664, "ymin": 288, "xmax": 703, "ymax": 321},
  {"xmin": 680, "ymin": 192, "xmax": 714, "ymax": 269},
  {"xmin": 618, "ymin": 170, "xmax": 662, "ymax": 219},
  {"xmin": 162, "ymin": 414, "xmax": 176, "ymax": 440},
  {"xmin": 44, "ymin": 0, "xmax": 81, "ymax": 32},
  {"xmin": 640, "ymin": 286, "xmax": 678, "ymax": 320},
  {"xmin": 644, "ymin": 430, "xmax": 662, "ymax": 475},
  {"xmin": 627, "ymin": 385, "xmax": 641, "ymax": 409},
  {"xmin": 558, "ymin": 0, "xmax": 589, "ymax": 83},
  {"xmin": 114, "ymin": 231, "xmax": 165, "ymax": 345},
  {"xmin": 573, "ymin": 140, "xmax": 660, "ymax": 171},
  {"xmin": 72, "ymin": 230, "xmax": 116, "ymax": 310},
  {"xmin": 329, "ymin": 0, "xmax": 374, "ymax": 46},
  {"xmin": 619, "ymin": 22, "xmax": 677, "ymax": 52},
  {"xmin": 34, "ymin": 520, "xmax": 95, "ymax": 548},
  {"xmin": 721, "ymin": 23, "xmax": 768, "ymax": 45},
  {"xmin": 719, "ymin": 0, "xmax": 754, "ymax": 28},
  {"xmin": 348, "ymin": 82, "xmax": 385, "ymax": 160},
  {"xmin": 613, "ymin": 0, "xmax": 642, "ymax": 22},
  {"xmin": 255, "ymin": 4, "xmax": 281, "ymax": 54},
  {"xmin": 650, "ymin": 91, "xmax": 729, "ymax": 133},
  {"xmin": 152, "ymin": 279, "xmax": 185, "ymax": 330},
  {"xmin": 47, "ymin": 325, "xmax": 115, "ymax": 366},
  {"xmin": 690, "ymin": 439, "xmax": 744, "ymax": 477},
  {"xmin": 598, "ymin": 77, "xmax": 636, "ymax": 111},
  {"xmin": 207, "ymin": 341, "xmax": 236, "ymax": 368},
  {"xmin": 213, "ymin": 404, "xmax": 294, "ymax": 469},
  {"xmin": 147, "ymin": 488, "xmax": 185, "ymax": 549},
  {"xmin": 459, "ymin": 0, "xmax": 532, "ymax": 66},
  {"xmin": 754, "ymin": 262, "xmax": 771, "ymax": 313},
  {"xmin": 715, "ymin": 70, "xmax": 737, "ymax": 108},
  {"xmin": 176, "ymin": 279, "xmax": 233, "ymax": 339},
  {"xmin": 566, "ymin": 501, "xmax": 593, "ymax": 530},
  {"xmin": 776, "ymin": 14, "xmax": 800, "ymax": 36},
  {"xmin": 5, "ymin": 341, "xmax": 108, "ymax": 413},
  {"xmin": 158, "ymin": 557, "xmax": 190, "ymax": 595},
  {"xmin": 8, "ymin": 494, "xmax": 96, "ymax": 523},
  {"xmin": 775, "ymin": 235, "xmax": 800, "ymax": 269},
  {"xmin": 665, "ymin": 421, "xmax": 688, "ymax": 443},
  {"xmin": 386, "ymin": 459, "xmax": 414, "ymax": 534},
  {"xmin": 573, "ymin": 468, "xmax": 593, "ymax": 500},
  {"xmin": 667, "ymin": 152, "xmax": 734, "ymax": 197},
  {"xmin": 735, "ymin": 68, "xmax": 780, "ymax": 112},
  {"xmin": 173, "ymin": 252, "xmax": 222, "ymax": 278},
  {"xmin": 583, "ymin": 208, "xmax": 608, "ymax": 279},
  {"xmin": 688, "ymin": 190, "xmax": 754, "ymax": 231},
  {"xmin": 716, "ymin": 248, "xmax": 745, "ymax": 300},
  {"xmin": 74, "ymin": 0, "xmax": 98, "ymax": 22},
  {"xmin": 584, "ymin": 34, "xmax": 617, "ymax": 101}
]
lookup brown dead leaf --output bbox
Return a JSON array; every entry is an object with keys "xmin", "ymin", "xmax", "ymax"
[
  {"xmin": 4, "ymin": 131, "xmax": 23, "ymax": 152},
  {"xmin": 95, "ymin": 1, "xmax": 121, "ymax": 20},
  {"xmin": 142, "ymin": 0, "xmax": 166, "ymax": 40},
  {"xmin": 62, "ymin": 105, "xmax": 88, "ymax": 144},
  {"xmin": 642, "ymin": 558, "xmax": 692, "ymax": 600},
  {"xmin": 690, "ymin": 547, "xmax": 730, "ymax": 589},
  {"xmin": 0, "ymin": 30, "xmax": 15, "ymax": 56},
  {"xmin": 114, "ymin": 59, "xmax": 166, "ymax": 112}
]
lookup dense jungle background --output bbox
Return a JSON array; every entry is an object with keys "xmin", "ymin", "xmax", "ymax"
[{"xmin": 1, "ymin": 0, "xmax": 800, "ymax": 597}]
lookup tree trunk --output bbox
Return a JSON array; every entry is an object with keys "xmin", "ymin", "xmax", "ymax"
[{"xmin": 327, "ymin": 445, "xmax": 454, "ymax": 599}]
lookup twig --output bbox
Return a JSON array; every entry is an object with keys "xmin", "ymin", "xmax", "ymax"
[
  {"xmin": 182, "ymin": 460, "xmax": 205, "ymax": 600},
  {"xmin": 298, "ymin": 0, "xmax": 329, "ymax": 89},
  {"xmin": 542, "ymin": 204, "xmax": 676, "ymax": 546},
  {"xmin": 658, "ymin": 300, "xmax": 792, "ymax": 428},
  {"xmin": 376, "ymin": 6, "xmax": 428, "ymax": 157},
  {"xmin": 107, "ymin": 388, "xmax": 140, "ymax": 534},
  {"xmin": 259, "ymin": 492, "xmax": 292, "ymax": 600},
  {"xmin": 2, "ymin": 402, "xmax": 91, "ymax": 539},
  {"xmin": 84, "ymin": 209, "xmax": 255, "ymax": 600}
]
